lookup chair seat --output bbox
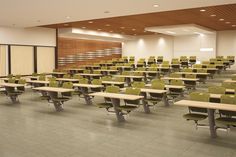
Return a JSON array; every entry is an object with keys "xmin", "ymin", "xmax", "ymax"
[
  {"xmin": 117, "ymin": 105, "xmax": 138, "ymax": 111},
  {"xmin": 215, "ymin": 117, "xmax": 236, "ymax": 126},
  {"xmin": 52, "ymin": 97, "xmax": 71, "ymax": 102},
  {"xmin": 183, "ymin": 113, "xmax": 208, "ymax": 121},
  {"xmin": 96, "ymin": 102, "xmax": 113, "ymax": 108}
]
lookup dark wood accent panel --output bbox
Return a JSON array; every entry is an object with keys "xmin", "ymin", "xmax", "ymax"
[
  {"xmin": 58, "ymin": 37, "xmax": 121, "ymax": 57},
  {"xmin": 8, "ymin": 45, "xmax": 11, "ymax": 74},
  {"xmin": 55, "ymin": 29, "xmax": 59, "ymax": 69},
  {"xmin": 33, "ymin": 46, "xmax": 37, "ymax": 73},
  {"xmin": 44, "ymin": 4, "xmax": 236, "ymax": 35}
]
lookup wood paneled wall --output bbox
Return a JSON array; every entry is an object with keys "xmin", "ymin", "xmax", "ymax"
[{"xmin": 58, "ymin": 37, "xmax": 122, "ymax": 57}]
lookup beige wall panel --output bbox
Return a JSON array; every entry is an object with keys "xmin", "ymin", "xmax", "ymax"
[
  {"xmin": 0, "ymin": 45, "xmax": 7, "ymax": 76},
  {"xmin": 11, "ymin": 46, "xmax": 34, "ymax": 75},
  {"xmin": 37, "ymin": 47, "xmax": 55, "ymax": 73}
]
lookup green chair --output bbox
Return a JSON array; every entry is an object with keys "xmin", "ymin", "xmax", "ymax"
[
  {"xmin": 15, "ymin": 75, "xmax": 21, "ymax": 79},
  {"xmin": 215, "ymin": 95, "xmax": 236, "ymax": 129},
  {"xmin": 132, "ymin": 82, "xmax": 145, "ymax": 88},
  {"xmin": 113, "ymin": 77, "xmax": 125, "ymax": 88},
  {"xmin": 183, "ymin": 92, "xmax": 209, "ymax": 128},
  {"xmin": 63, "ymin": 74, "xmax": 71, "ymax": 79},
  {"xmin": 197, "ymin": 68, "xmax": 207, "ymax": 73},
  {"xmin": 83, "ymin": 70, "xmax": 91, "ymax": 74},
  {"xmin": 7, "ymin": 74, "xmax": 14, "ymax": 79},
  {"xmin": 129, "ymin": 56, "xmax": 135, "ymax": 62},
  {"xmin": 185, "ymin": 74, "xmax": 197, "ymax": 90},
  {"xmin": 96, "ymin": 86, "xmax": 120, "ymax": 111},
  {"xmin": 137, "ymin": 67, "xmax": 146, "ymax": 71},
  {"xmin": 79, "ymin": 78, "xmax": 89, "ymax": 84},
  {"xmin": 8, "ymin": 78, "xmax": 16, "ymax": 83},
  {"xmin": 72, "ymin": 75, "xmax": 83, "ymax": 79},
  {"xmin": 232, "ymin": 75, "xmax": 236, "ymax": 81},
  {"xmin": 182, "ymin": 68, "xmax": 193, "ymax": 72},
  {"xmin": 48, "ymin": 77, "xmax": 56, "ymax": 82},
  {"xmin": 168, "ymin": 80, "xmax": 184, "ymax": 101},
  {"xmin": 222, "ymin": 82, "xmax": 236, "ymax": 90},
  {"xmin": 39, "ymin": 75, "xmax": 46, "ymax": 81},
  {"xmin": 208, "ymin": 86, "xmax": 226, "ymax": 94},
  {"xmin": 169, "ymin": 73, "xmax": 181, "ymax": 78},
  {"xmin": 151, "ymin": 79, "xmax": 165, "ymax": 84},
  {"xmin": 122, "ymin": 71, "xmax": 130, "ymax": 75},
  {"xmin": 91, "ymin": 79, "xmax": 103, "ymax": 92},
  {"xmin": 101, "ymin": 76, "xmax": 112, "ymax": 81},
  {"xmin": 145, "ymin": 82, "xmax": 165, "ymax": 106},
  {"xmin": 117, "ymin": 87, "xmax": 141, "ymax": 113},
  {"xmin": 49, "ymin": 81, "xmax": 59, "ymax": 87},
  {"xmin": 133, "ymin": 72, "xmax": 143, "ymax": 82},
  {"xmin": 17, "ymin": 79, "xmax": 26, "ymax": 93},
  {"xmin": 193, "ymin": 64, "xmax": 202, "ymax": 69},
  {"xmin": 32, "ymin": 73, "xmax": 38, "ymax": 77}
]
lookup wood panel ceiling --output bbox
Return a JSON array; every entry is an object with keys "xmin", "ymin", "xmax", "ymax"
[{"xmin": 44, "ymin": 4, "xmax": 236, "ymax": 36}]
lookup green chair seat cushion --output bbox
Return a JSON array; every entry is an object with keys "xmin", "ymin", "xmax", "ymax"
[
  {"xmin": 96, "ymin": 102, "xmax": 113, "ymax": 108},
  {"xmin": 215, "ymin": 117, "xmax": 236, "ymax": 126},
  {"xmin": 183, "ymin": 113, "xmax": 208, "ymax": 121},
  {"xmin": 117, "ymin": 105, "xmax": 138, "ymax": 111}
]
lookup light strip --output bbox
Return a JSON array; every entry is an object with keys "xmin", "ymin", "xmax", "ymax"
[{"xmin": 200, "ymin": 48, "xmax": 214, "ymax": 52}]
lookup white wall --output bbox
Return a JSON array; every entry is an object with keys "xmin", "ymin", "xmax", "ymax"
[
  {"xmin": 217, "ymin": 30, "xmax": 236, "ymax": 56},
  {"xmin": 122, "ymin": 34, "xmax": 174, "ymax": 61},
  {"xmin": 173, "ymin": 33, "xmax": 217, "ymax": 61},
  {"xmin": 0, "ymin": 27, "xmax": 56, "ymax": 46}
]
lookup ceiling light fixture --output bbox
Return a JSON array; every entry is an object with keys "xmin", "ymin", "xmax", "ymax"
[
  {"xmin": 88, "ymin": 21, "xmax": 93, "ymax": 24},
  {"xmin": 226, "ymin": 22, "xmax": 231, "ymax": 24},
  {"xmin": 232, "ymin": 25, "xmax": 236, "ymax": 27},
  {"xmin": 120, "ymin": 27, "xmax": 125, "ymax": 29},
  {"xmin": 66, "ymin": 16, "xmax": 70, "ymax": 19},
  {"xmin": 64, "ymin": 24, "xmax": 69, "ymax": 26},
  {"xmin": 166, "ymin": 31, "xmax": 176, "ymax": 34},
  {"xmin": 210, "ymin": 14, "xmax": 216, "ymax": 17},
  {"xmin": 200, "ymin": 9, "xmax": 206, "ymax": 12},
  {"xmin": 105, "ymin": 24, "xmax": 111, "ymax": 26},
  {"xmin": 153, "ymin": 4, "xmax": 159, "ymax": 7},
  {"xmin": 219, "ymin": 18, "xmax": 224, "ymax": 21},
  {"xmin": 132, "ymin": 28, "xmax": 136, "ymax": 31},
  {"xmin": 134, "ymin": 34, "xmax": 137, "ymax": 36},
  {"xmin": 82, "ymin": 27, "xmax": 86, "ymax": 29},
  {"xmin": 110, "ymin": 30, "xmax": 113, "ymax": 32},
  {"xmin": 97, "ymin": 29, "xmax": 102, "ymax": 31}
]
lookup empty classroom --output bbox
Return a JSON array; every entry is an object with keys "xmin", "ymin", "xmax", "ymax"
[{"xmin": 1, "ymin": 1, "xmax": 236, "ymax": 157}]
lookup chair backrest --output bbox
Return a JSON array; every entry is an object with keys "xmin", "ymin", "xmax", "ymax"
[
  {"xmin": 189, "ymin": 92, "xmax": 209, "ymax": 113},
  {"xmin": 105, "ymin": 86, "xmax": 120, "ymax": 93},
  {"xmin": 208, "ymin": 86, "xmax": 226, "ymax": 94},
  {"xmin": 114, "ymin": 77, "xmax": 125, "ymax": 82},
  {"xmin": 62, "ymin": 82, "xmax": 73, "ymax": 89},
  {"xmin": 101, "ymin": 76, "xmax": 112, "ymax": 81},
  {"xmin": 137, "ymin": 67, "xmax": 146, "ymax": 71},
  {"xmin": 232, "ymin": 75, "xmax": 236, "ymax": 81},
  {"xmin": 72, "ymin": 75, "xmax": 83, "ymax": 79},
  {"xmin": 162, "ymin": 61, "xmax": 169, "ymax": 64},
  {"xmin": 101, "ymin": 66, "xmax": 108, "ymax": 70},
  {"xmin": 83, "ymin": 70, "xmax": 91, "ymax": 74},
  {"xmin": 170, "ymin": 79, "xmax": 184, "ymax": 86},
  {"xmin": 220, "ymin": 95, "xmax": 236, "ymax": 117},
  {"xmin": 182, "ymin": 68, "xmax": 193, "ymax": 72},
  {"xmin": 32, "ymin": 73, "xmax": 38, "ymax": 77},
  {"xmin": 132, "ymin": 82, "xmax": 145, "ymax": 88},
  {"xmin": 222, "ymin": 82, "xmax": 236, "ymax": 89},
  {"xmin": 185, "ymin": 74, "xmax": 196, "ymax": 79},
  {"xmin": 125, "ymin": 87, "xmax": 141, "ymax": 95},
  {"xmin": 149, "ymin": 67, "xmax": 157, "ymax": 71},
  {"xmin": 92, "ymin": 79, "xmax": 102, "ymax": 85},
  {"xmin": 172, "ymin": 60, "xmax": 180, "ymax": 64},
  {"xmin": 134, "ymin": 72, "xmax": 143, "ymax": 76},
  {"xmin": 122, "ymin": 71, "xmax": 130, "ymax": 75},
  {"xmin": 193, "ymin": 64, "xmax": 202, "ymax": 68},
  {"xmin": 110, "ymin": 66, "xmax": 117, "ymax": 70},
  {"xmin": 8, "ymin": 78, "xmax": 16, "ymax": 83},
  {"xmin": 161, "ymin": 64, "xmax": 170, "ymax": 67},
  {"xmin": 151, "ymin": 82, "xmax": 165, "ymax": 90},
  {"xmin": 207, "ymin": 64, "xmax": 216, "ymax": 68},
  {"xmin": 7, "ymin": 74, "xmax": 14, "ymax": 78},
  {"xmin": 49, "ymin": 81, "xmax": 59, "ymax": 87},
  {"xmin": 190, "ymin": 56, "xmax": 196, "ymax": 60},
  {"xmin": 202, "ymin": 61, "xmax": 210, "ymax": 64},
  {"xmin": 172, "ymin": 58, "xmax": 179, "ymax": 62},
  {"xmin": 197, "ymin": 68, "xmax": 207, "ymax": 73},
  {"xmin": 93, "ymin": 71, "xmax": 101, "ymax": 74},
  {"xmin": 169, "ymin": 73, "xmax": 181, "ymax": 78},
  {"xmin": 151, "ymin": 64, "xmax": 158, "ymax": 68},
  {"xmin": 15, "ymin": 75, "xmax": 21, "ymax": 79},
  {"xmin": 48, "ymin": 77, "xmax": 56, "ymax": 82},
  {"xmin": 151, "ymin": 79, "xmax": 165, "ymax": 84},
  {"xmin": 79, "ymin": 78, "xmax": 89, "ymax": 84},
  {"xmin": 18, "ymin": 79, "xmax": 26, "ymax": 84},
  {"xmin": 39, "ymin": 75, "xmax": 46, "ymax": 81},
  {"xmin": 63, "ymin": 74, "xmax": 71, "ymax": 79}
]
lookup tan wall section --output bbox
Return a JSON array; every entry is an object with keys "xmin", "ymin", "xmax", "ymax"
[
  {"xmin": 37, "ymin": 47, "xmax": 55, "ymax": 73},
  {"xmin": 11, "ymin": 46, "xmax": 34, "ymax": 75},
  {"xmin": 0, "ymin": 45, "xmax": 7, "ymax": 76}
]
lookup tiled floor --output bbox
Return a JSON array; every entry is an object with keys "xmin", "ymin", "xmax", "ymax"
[{"xmin": 0, "ymin": 68, "xmax": 236, "ymax": 157}]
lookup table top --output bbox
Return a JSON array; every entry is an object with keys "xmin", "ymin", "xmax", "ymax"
[
  {"xmin": 145, "ymin": 84, "xmax": 185, "ymax": 89},
  {"xmin": 175, "ymin": 100, "xmax": 236, "ymax": 111},
  {"xmin": 0, "ymin": 83, "xmax": 25, "ymax": 87},
  {"xmin": 161, "ymin": 77, "xmax": 199, "ymax": 81},
  {"xmin": 102, "ymin": 81, "xmax": 125, "ymax": 85},
  {"xmin": 121, "ymin": 88, "xmax": 167, "ymax": 94},
  {"xmin": 94, "ymin": 69, "xmax": 118, "ymax": 72},
  {"xmin": 56, "ymin": 78, "xmax": 79, "ymax": 82},
  {"xmin": 113, "ymin": 75, "xmax": 144, "ymax": 78},
  {"xmin": 132, "ymin": 71, "xmax": 159, "ymax": 73},
  {"xmin": 78, "ymin": 73, "xmax": 103, "ymax": 76},
  {"xmin": 73, "ymin": 83, "xmax": 104, "ymax": 88},
  {"xmin": 33, "ymin": 87, "xmax": 74, "ymax": 92},
  {"xmin": 27, "ymin": 80, "xmax": 49, "ymax": 84},
  {"xmin": 224, "ymin": 79, "xmax": 236, "ymax": 83},
  {"xmin": 189, "ymin": 68, "xmax": 218, "ymax": 70},
  {"xmin": 51, "ymin": 72, "xmax": 66, "ymax": 75},
  {"xmin": 176, "ymin": 72, "xmax": 210, "ymax": 75},
  {"xmin": 89, "ymin": 92, "xmax": 144, "ymax": 100}
]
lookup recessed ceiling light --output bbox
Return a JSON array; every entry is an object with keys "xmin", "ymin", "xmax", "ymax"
[
  {"xmin": 110, "ymin": 30, "xmax": 113, "ymax": 32},
  {"xmin": 153, "ymin": 4, "xmax": 159, "ymax": 7},
  {"xmin": 97, "ymin": 29, "xmax": 102, "ymax": 31},
  {"xmin": 105, "ymin": 24, "xmax": 110, "ymax": 26},
  {"xmin": 82, "ymin": 27, "xmax": 86, "ymax": 29},
  {"xmin": 120, "ymin": 27, "xmax": 125, "ymax": 29},
  {"xmin": 232, "ymin": 25, "xmax": 236, "ymax": 27},
  {"xmin": 64, "ymin": 24, "xmax": 69, "ymax": 26},
  {"xmin": 166, "ymin": 31, "xmax": 176, "ymax": 34},
  {"xmin": 134, "ymin": 34, "xmax": 137, "ymax": 36},
  {"xmin": 210, "ymin": 14, "xmax": 216, "ymax": 17},
  {"xmin": 219, "ymin": 18, "xmax": 224, "ymax": 21},
  {"xmin": 66, "ymin": 16, "xmax": 70, "ymax": 19},
  {"xmin": 88, "ymin": 21, "xmax": 93, "ymax": 24},
  {"xmin": 104, "ymin": 11, "xmax": 110, "ymax": 14},
  {"xmin": 226, "ymin": 22, "xmax": 231, "ymax": 24},
  {"xmin": 200, "ymin": 9, "xmax": 206, "ymax": 12},
  {"xmin": 132, "ymin": 28, "xmax": 136, "ymax": 31}
]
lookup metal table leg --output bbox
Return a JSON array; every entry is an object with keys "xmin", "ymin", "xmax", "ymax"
[
  {"xmin": 111, "ymin": 98, "xmax": 125, "ymax": 122},
  {"xmin": 207, "ymin": 109, "xmax": 217, "ymax": 138},
  {"xmin": 163, "ymin": 93, "xmax": 170, "ymax": 107},
  {"xmin": 81, "ymin": 87, "xmax": 92, "ymax": 105},
  {"xmin": 141, "ymin": 93, "xmax": 150, "ymax": 113}
]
